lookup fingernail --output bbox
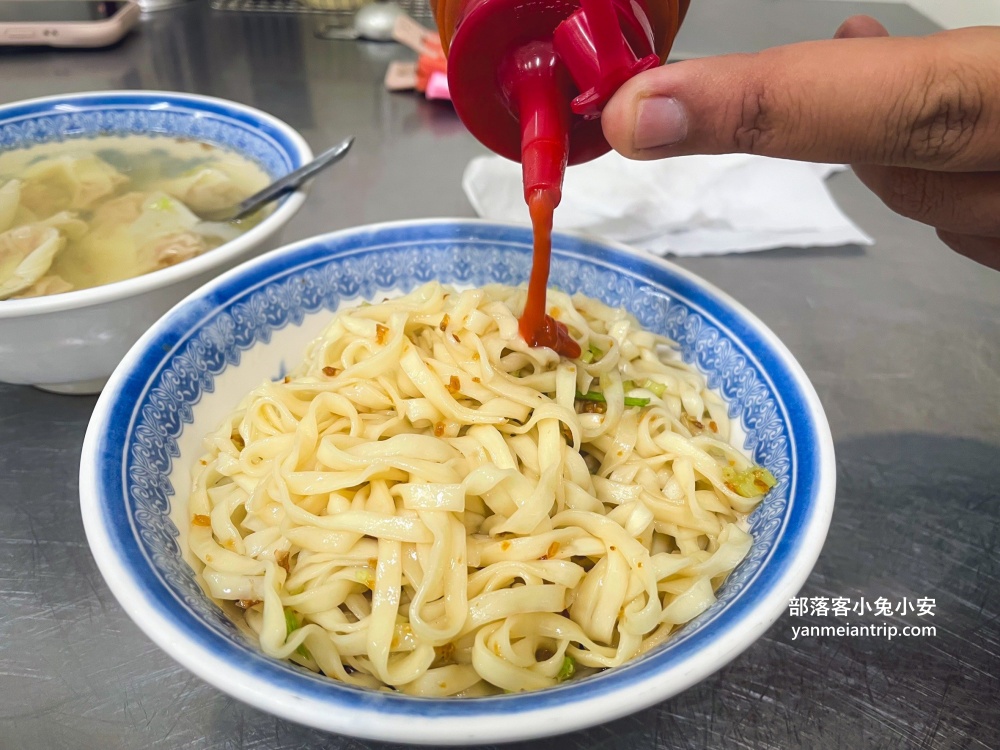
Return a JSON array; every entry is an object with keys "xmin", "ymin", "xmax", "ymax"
[{"xmin": 634, "ymin": 97, "xmax": 688, "ymax": 150}]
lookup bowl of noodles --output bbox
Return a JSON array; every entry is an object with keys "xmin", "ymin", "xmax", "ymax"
[
  {"xmin": 0, "ymin": 90, "xmax": 312, "ymax": 394},
  {"xmin": 80, "ymin": 220, "xmax": 835, "ymax": 744}
]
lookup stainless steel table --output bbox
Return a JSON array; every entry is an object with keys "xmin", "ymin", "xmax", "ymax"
[{"xmin": 1, "ymin": 2, "xmax": 997, "ymax": 748}]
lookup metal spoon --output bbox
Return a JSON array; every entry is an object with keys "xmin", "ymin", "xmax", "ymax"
[
  {"xmin": 315, "ymin": 2, "xmax": 407, "ymax": 42},
  {"xmin": 198, "ymin": 137, "xmax": 355, "ymax": 223}
]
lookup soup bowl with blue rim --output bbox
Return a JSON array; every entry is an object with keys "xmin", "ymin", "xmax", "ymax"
[
  {"xmin": 0, "ymin": 91, "xmax": 313, "ymax": 394},
  {"xmin": 80, "ymin": 220, "xmax": 835, "ymax": 744}
]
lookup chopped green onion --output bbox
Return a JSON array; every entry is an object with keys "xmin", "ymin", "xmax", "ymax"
[
  {"xmin": 621, "ymin": 380, "xmax": 636, "ymax": 392},
  {"xmin": 642, "ymin": 379, "xmax": 666, "ymax": 398},
  {"xmin": 151, "ymin": 196, "xmax": 173, "ymax": 211},
  {"xmin": 577, "ymin": 391, "xmax": 649, "ymax": 408},
  {"xmin": 557, "ymin": 656, "xmax": 576, "ymax": 682},
  {"xmin": 581, "ymin": 343, "xmax": 603, "ymax": 364},
  {"xmin": 723, "ymin": 466, "xmax": 778, "ymax": 498},
  {"xmin": 284, "ymin": 609, "xmax": 310, "ymax": 658}
]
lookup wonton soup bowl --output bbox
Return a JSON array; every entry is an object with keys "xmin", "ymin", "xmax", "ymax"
[
  {"xmin": 80, "ymin": 220, "xmax": 836, "ymax": 744},
  {"xmin": 0, "ymin": 91, "xmax": 312, "ymax": 394}
]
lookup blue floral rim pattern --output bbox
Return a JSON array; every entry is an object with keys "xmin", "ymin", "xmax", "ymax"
[
  {"xmin": 0, "ymin": 92, "xmax": 303, "ymax": 177},
  {"xmin": 93, "ymin": 221, "xmax": 824, "ymax": 719}
]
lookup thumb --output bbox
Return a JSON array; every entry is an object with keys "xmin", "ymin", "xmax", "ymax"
[
  {"xmin": 833, "ymin": 14, "xmax": 889, "ymax": 40},
  {"xmin": 602, "ymin": 25, "xmax": 1000, "ymax": 171}
]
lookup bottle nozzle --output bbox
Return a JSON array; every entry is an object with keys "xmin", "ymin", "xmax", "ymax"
[
  {"xmin": 522, "ymin": 140, "xmax": 566, "ymax": 206},
  {"xmin": 502, "ymin": 42, "xmax": 571, "ymax": 205}
]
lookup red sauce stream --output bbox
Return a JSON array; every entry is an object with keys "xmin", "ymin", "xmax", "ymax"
[{"xmin": 518, "ymin": 188, "xmax": 581, "ymax": 359}]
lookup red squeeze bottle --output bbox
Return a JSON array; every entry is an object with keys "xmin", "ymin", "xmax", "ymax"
[{"xmin": 432, "ymin": 0, "xmax": 688, "ymax": 357}]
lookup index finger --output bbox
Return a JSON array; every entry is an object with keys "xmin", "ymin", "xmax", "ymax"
[{"xmin": 602, "ymin": 26, "xmax": 1000, "ymax": 171}]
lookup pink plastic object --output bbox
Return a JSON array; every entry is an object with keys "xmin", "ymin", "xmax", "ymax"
[
  {"xmin": 425, "ymin": 71, "xmax": 451, "ymax": 100},
  {"xmin": 447, "ymin": 0, "xmax": 659, "ymax": 204}
]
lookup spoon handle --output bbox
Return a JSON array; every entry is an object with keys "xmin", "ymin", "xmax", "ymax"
[{"xmin": 231, "ymin": 137, "xmax": 355, "ymax": 221}]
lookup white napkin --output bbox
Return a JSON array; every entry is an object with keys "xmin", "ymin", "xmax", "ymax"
[{"xmin": 463, "ymin": 151, "xmax": 873, "ymax": 256}]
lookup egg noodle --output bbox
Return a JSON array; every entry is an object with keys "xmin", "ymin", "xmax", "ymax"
[{"xmin": 188, "ymin": 282, "xmax": 773, "ymax": 696}]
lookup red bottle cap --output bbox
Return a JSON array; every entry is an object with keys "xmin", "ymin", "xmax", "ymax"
[
  {"xmin": 553, "ymin": 0, "xmax": 661, "ymax": 119},
  {"xmin": 448, "ymin": 0, "xmax": 660, "ymax": 203},
  {"xmin": 448, "ymin": 0, "xmax": 659, "ymax": 167}
]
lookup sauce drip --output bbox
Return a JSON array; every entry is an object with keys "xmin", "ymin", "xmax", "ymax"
[{"xmin": 518, "ymin": 188, "xmax": 582, "ymax": 359}]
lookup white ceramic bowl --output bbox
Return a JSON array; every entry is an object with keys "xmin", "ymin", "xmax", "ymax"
[
  {"xmin": 81, "ymin": 220, "xmax": 836, "ymax": 744},
  {"xmin": 0, "ymin": 91, "xmax": 312, "ymax": 394}
]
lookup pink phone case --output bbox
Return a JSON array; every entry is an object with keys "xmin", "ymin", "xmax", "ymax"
[{"xmin": 0, "ymin": 1, "xmax": 140, "ymax": 48}]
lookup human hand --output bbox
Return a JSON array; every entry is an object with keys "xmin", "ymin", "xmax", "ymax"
[{"xmin": 602, "ymin": 16, "xmax": 1000, "ymax": 270}]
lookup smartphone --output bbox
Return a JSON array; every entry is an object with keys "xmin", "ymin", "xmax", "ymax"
[{"xmin": 0, "ymin": 1, "xmax": 140, "ymax": 48}]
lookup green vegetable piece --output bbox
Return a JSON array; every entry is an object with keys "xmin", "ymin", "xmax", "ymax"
[
  {"xmin": 581, "ymin": 343, "xmax": 603, "ymax": 364},
  {"xmin": 284, "ymin": 609, "xmax": 310, "ymax": 658},
  {"xmin": 557, "ymin": 656, "xmax": 576, "ymax": 682},
  {"xmin": 722, "ymin": 465, "xmax": 778, "ymax": 498},
  {"xmin": 621, "ymin": 380, "xmax": 636, "ymax": 392},
  {"xmin": 577, "ymin": 391, "xmax": 649, "ymax": 407},
  {"xmin": 642, "ymin": 379, "xmax": 666, "ymax": 398},
  {"xmin": 151, "ymin": 196, "xmax": 173, "ymax": 211}
]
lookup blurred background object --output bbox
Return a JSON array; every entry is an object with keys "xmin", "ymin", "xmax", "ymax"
[
  {"xmin": 211, "ymin": 0, "xmax": 433, "ymax": 21},
  {"xmin": 206, "ymin": 0, "xmax": 1000, "ymax": 30},
  {"xmin": 814, "ymin": 0, "xmax": 1000, "ymax": 29},
  {"xmin": 137, "ymin": 0, "xmax": 194, "ymax": 10},
  {"xmin": 315, "ymin": 0, "xmax": 407, "ymax": 39}
]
